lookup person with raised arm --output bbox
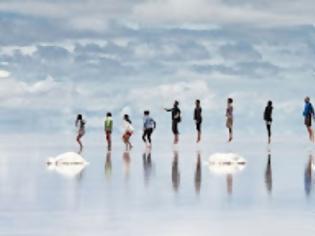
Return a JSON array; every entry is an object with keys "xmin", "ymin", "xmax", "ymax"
[{"xmin": 165, "ymin": 100, "xmax": 181, "ymax": 144}]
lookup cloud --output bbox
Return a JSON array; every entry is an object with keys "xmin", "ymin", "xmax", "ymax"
[{"xmin": 0, "ymin": 69, "xmax": 10, "ymax": 78}]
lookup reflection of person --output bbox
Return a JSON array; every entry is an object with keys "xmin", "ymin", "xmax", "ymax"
[
  {"xmin": 226, "ymin": 174, "xmax": 233, "ymax": 194},
  {"xmin": 75, "ymin": 114, "xmax": 86, "ymax": 154},
  {"xmin": 226, "ymin": 174, "xmax": 233, "ymax": 195},
  {"xmin": 143, "ymin": 151, "xmax": 152, "ymax": 186},
  {"xmin": 165, "ymin": 101, "xmax": 181, "ymax": 144},
  {"xmin": 104, "ymin": 112, "xmax": 113, "ymax": 151},
  {"xmin": 303, "ymin": 97, "xmax": 315, "ymax": 143},
  {"xmin": 172, "ymin": 151, "xmax": 180, "ymax": 192},
  {"xmin": 194, "ymin": 100, "xmax": 202, "ymax": 143},
  {"xmin": 226, "ymin": 98, "xmax": 234, "ymax": 142},
  {"xmin": 142, "ymin": 111, "xmax": 156, "ymax": 146},
  {"xmin": 304, "ymin": 154, "xmax": 313, "ymax": 196},
  {"xmin": 194, "ymin": 152, "xmax": 202, "ymax": 194},
  {"xmin": 105, "ymin": 151, "xmax": 112, "ymax": 179},
  {"xmin": 123, "ymin": 151, "xmax": 131, "ymax": 179},
  {"xmin": 265, "ymin": 153, "xmax": 272, "ymax": 194},
  {"xmin": 264, "ymin": 101, "xmax": 273, "ymax": 144},
  {"xmin": 122, "ymin": 114, "xmax": 134, "ymax": 151}
]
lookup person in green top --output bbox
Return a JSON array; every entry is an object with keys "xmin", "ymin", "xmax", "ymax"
[{"xmin": 105, "ymin": 112, "xmax": 113, "ymax": 151}]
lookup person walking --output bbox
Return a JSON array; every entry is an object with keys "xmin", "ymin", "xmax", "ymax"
[
  {"xmin": 122, "ymin": 114, "xmax": 134, "ymax": 151},
  {"xmin": 142, "ymin": 110, "xmax": 156, "ymax": 146}
]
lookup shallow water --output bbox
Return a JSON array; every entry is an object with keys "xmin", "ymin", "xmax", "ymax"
[{"xmin": 0, "ymin": 134, "xmax": 315, "ymax": 236}]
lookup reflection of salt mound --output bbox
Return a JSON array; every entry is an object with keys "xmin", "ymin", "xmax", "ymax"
[
  {"xmin": 47, "ymin": 152, "xmax": 89, "ymax": 177},
  {"xmin": 208, "ymin": 153, "xmax": 246, "ymax": 174}
]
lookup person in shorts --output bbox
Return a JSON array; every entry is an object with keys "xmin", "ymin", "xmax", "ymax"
[{"xmin": 122, "ymin": 114, "xmax": 134, "ymax": 151}]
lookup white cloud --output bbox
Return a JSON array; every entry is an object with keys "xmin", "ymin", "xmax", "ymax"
[{"xmin": 0, "ymin": 69, "xmax": 10, "ymax": 78}]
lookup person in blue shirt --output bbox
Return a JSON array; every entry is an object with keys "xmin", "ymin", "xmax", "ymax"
[
  {"xmin": 303, "ymin": 96, "xmax": 315, "ymax": 143},
  {"xmin": 142, "ymin": 110, "xmax": 156, "ymax": 146}
]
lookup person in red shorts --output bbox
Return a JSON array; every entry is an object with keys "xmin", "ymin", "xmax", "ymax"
[{"xmin": 122, "ymin": 114, "xmax": 134, "ymax": 151}]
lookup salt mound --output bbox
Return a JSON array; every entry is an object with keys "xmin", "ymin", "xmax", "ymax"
[{"xmin": 208, "ymin": 153, "xmax": 246, "ymax": 174}]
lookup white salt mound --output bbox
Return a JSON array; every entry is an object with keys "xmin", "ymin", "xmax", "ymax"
[{"xmin": 208, "ymin": 153, "xmax": 246, "ymax": 174}]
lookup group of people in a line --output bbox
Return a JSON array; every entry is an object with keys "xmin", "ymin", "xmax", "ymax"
[{"xmin": 74, "ymin": 96, "xmax": 315, "ymax": 153}]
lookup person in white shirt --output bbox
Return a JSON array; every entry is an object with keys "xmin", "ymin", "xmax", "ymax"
[{"xmin": 122, "ymin": 114, "xmax": 134, "ymax": 151}]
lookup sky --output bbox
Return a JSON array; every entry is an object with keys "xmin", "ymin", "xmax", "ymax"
[{"xmin": 0, "ymin": 0, "xmax": 315, "ymax": 135}]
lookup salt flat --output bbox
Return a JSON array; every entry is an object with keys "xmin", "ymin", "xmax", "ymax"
[{"xmin": 0, "ymin": 133, "xmax": 314, "ymax": 236}]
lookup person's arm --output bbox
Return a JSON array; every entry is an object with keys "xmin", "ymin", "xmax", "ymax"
[
  {"xmin": 194, "ymin": 108, "xmax": 197, "ymax": 121},
  {"xmin": 165, "ymin": 108, "xmax": 173, "ymax": 112}
]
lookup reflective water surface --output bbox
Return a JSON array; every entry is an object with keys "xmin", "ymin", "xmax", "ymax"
[{"xmin": 0, "ymin": 134, "xmax": 315, "ymax": 235}]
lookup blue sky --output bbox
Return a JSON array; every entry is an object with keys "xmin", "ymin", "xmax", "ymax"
[{"xmin": 0, "ymin": 0, "xmax": 314, "ymax": 135}]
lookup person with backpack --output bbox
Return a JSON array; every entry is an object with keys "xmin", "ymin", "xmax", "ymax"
[
  {"xmin": 122, "ymin": 114, "xmax": 134, "ymax": 151},
  {"xmin": 264, "ymin": 101, "xmax": 273, "ymax": 144},
  {"xmin": 142, "ymin": 110, "xmax": 156, "ymax": 146},
  {"xmin": 194, "ymin": 99, "xmax": 202, "ymax": 143},
  {"xmin": 165, "ymin": 100, "xmax": 181, "ymax": 144},
  {"xmin": 303, "ymin": 97, "xmax": 315, "ymax": 143},
  {"xmin": 104, "ymin": 112, "xmax": 113, "ymax": 151},
  {"xmin": 75, "ymin": 114, "xmax": 86, "ymax": 154},
  {"xmin": 226, "ymin": 98, "xmax": 234, "ymax": 142}
]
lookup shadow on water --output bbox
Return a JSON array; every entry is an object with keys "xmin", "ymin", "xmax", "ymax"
[
  {"xmin": 143, "ymin": 149, "xmax": 153, "ymax": 187},
  {"xmin": 105, "ymin": 151, "xmax": 112, "ymax": 180},
  {"xmin": 172, "ymin": 151, "xmax": 180, "ymax": 192},
  {"xmin": 265, "ymin": 152, "xmax": 272, "ymax": 195},
  {"xmin": 194, "ymin": 152, "xmax": 202, "ymax": 194},
  {"xmin": 304, "ymin": 153, "xmax": 314, "ymax": 197}
]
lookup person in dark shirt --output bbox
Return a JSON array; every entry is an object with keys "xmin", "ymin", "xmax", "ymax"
[
  {"xmin": 165, "ymin": 100, "xmax": 181, "ymax": 144},
  {"xmin": 264, "ymin": 101, "xmax": 273, "ymax": 144},
  {"xmin": 194, "ymin": 99, "xmax": 202, "ymax": 143}
]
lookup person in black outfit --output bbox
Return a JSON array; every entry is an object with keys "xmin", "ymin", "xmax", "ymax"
[
  {"xmin": 194, "ymin": 99, "xmax": 202, "ymax": 143},
  {"xmin": 165, "ymin": 100, "xmax": 181, "ymax": 144},
  {"xmin": 264, "ymin": 101, "xmax": 273, "ymax": 144}
]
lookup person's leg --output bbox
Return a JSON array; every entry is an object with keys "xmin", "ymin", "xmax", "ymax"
[
  {"xmin": 196, "ymin": 122, "xmax": 201, "ymax": 143},
  {"xmin": 127, "ymin": 133, "xmax": 133, "ymax": 150},
  {"xmin": 308, "ymin": 126, "xmax": 315, "ymax": 143},
  {"xmin": 77, "ymin": 134, "xmax": 83, "ymax": 153},
  {"xmin": 174, "ymin": 122, "xmax": 179, "ymax": 144},
  {"xmin": 142, "ymin": 130, "xmax": 147, "ymax": 143},
  {"xmin": 147, "ymin": 128, "xmax": 153, "ymax": 144},
  {"xmin": 108, "ymin": 132, "xmax": 112, "ymax": 151},
  {"xmin": 267, "ymin": 123, "xmax": 271, "ymax": 144},
  {"xmin": 228, "ymin": 127, "xmax": 233, "ymax": 142},
  {"xmin": 172, "ymin": 121, "xmax": 177, "ymax": 144}
]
